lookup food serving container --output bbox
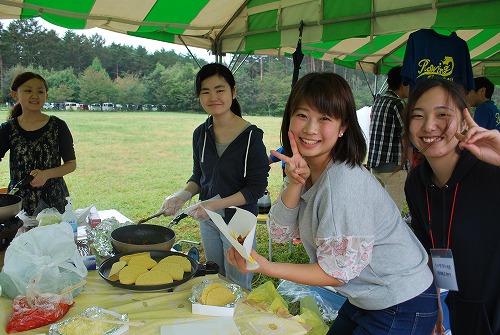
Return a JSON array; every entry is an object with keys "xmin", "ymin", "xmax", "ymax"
[
  {"xmin": 189, "ymin": 279, "xmax": 243, "ymax": 317},
  {"xmin": 49, "ymin": 307, "xmax": 129, "ymax": 335}
]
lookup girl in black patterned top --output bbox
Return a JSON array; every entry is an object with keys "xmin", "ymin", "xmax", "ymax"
[{"xmin": 0, "ymin": 72, "xmax": 76, "ymax": 216}]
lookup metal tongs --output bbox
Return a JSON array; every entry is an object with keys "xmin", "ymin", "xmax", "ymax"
[
  {"xmin": 8, "ymin": 174, "xmax": 35, "ymax": 195},
  {"xmin": 137, "ymin": 211, "xmax": 188, "ymax": 227},
  {"xmin": 137, "ymin": 211, "xmax": 164, "ymax": 224}
]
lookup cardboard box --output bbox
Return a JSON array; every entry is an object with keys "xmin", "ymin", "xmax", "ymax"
[
  {"xmin": 191, "ymin": 302, "xmax": 235, "ymax": 317},
  {"xmin": 88, "ymin": 206, "xmax": 101, "ymax": 228}
]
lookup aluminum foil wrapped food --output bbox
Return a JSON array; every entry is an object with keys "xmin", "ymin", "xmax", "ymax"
[
  {"xmin": 86, "ymin": 218, "xmax": 134, "ymax": 262},
  {"xmin": 49, "ymin": 306, "xmax": 130, "ymax": 335}
]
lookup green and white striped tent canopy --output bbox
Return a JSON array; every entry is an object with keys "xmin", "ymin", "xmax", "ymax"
[{"xmin": 2, "ymin": 0, "xmax": 500, "ymax": 83}]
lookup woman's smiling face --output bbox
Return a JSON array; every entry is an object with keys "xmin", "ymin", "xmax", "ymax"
[
  {"xmin": 198, "ymin": 74, "xmax": 235, "ymax": 117},
  {"xmin": 11, "ymin": 78, "xmax": 48, "ymax": 113},
  {"xmin": 409, "ymin": 86, "xmax": 465, "ymax": 161},
  {"xmin": 289, "ymin": 102, "xmax": 345, "ymax": 163}
]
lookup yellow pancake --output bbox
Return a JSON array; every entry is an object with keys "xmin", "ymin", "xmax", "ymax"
[
  {"xmin": 135, "ymin": 270, "xmax": 173, "ymax": 286},
  {"xmin": 108, "ymin": 260, "xmax": 126, "ymax": 281},
  {"xmin": 118, "ymin": 264, "xmax": 148, "ymax": 285}
]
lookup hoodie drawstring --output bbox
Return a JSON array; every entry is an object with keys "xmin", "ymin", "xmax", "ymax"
[
  {"xmin": 244, "ymin": 130, "xmax": 252, "ymax": 177},
  {"xmin": 201, "ymin": 131, "xmax": 207, "ymax": 163},
  {"xmin": 201, "ymin": 126, "xmax": 252, "ymax": 178},
  {"xmin": 425, "ymin": 183, "xmax": 459, "ymax": 249}
]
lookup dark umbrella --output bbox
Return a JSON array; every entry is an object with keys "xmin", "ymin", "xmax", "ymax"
[{"xmin": 292, "ymin": 21, "xmax": 305, "ymax": 87}]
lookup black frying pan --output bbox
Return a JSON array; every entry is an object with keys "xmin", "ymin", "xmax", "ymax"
[
  {"xmin": 98, "ymin": 250, "xmax": 219, "ymax": 291},
  {"xmin": 0, "ymin": 194, "xmax": 23, "ymax": 221},
  {"xmin": 110, "ymin": 224, "xmax": 176, "ymax": 253},
  {"xmin": 0, "ymin": 175, "xmax": 34, "ymax": 220}
]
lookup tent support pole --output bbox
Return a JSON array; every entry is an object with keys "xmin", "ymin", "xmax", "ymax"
[
  {"xmin": 357, "ymin": 61, "xmax": 376, "ymax": 100},
  {"xmin": 233, "ymin": 54, "xmax": 249, "ymax": 74},
  {"xmin": 178, "ymin": 35, "xmax": 202, "ymax": 68}
]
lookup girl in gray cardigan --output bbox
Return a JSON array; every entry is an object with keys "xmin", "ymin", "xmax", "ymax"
[{"xmin": 227, "ymin": 73, "xmax": 438, "ymax": 335}]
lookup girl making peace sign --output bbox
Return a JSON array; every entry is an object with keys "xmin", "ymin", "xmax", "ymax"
[{"xmin": 227, "ymin": 72, "xmax": 439, "ymax": 335}]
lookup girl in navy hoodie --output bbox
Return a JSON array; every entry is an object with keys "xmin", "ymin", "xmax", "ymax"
[{"xmin": 160, "ymin": 63, "xmax": 269, "ymax": 290}]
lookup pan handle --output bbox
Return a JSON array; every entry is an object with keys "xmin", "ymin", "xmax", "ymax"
[
  {"xmin": 167, "ymin": 212, "xmax": 188, "ymax": 229},
  {"xmin": 193, "ymin": 261, "xmax": 219, "ymax": 277}
]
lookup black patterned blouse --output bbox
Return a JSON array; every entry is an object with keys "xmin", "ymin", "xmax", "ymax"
[{"xmin": 0, "ymin": 115, "xmax": 75, "ymax": 215}]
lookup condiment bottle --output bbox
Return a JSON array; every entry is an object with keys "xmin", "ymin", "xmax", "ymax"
[{"xmin": 62, "ymin": 196, "xmax": 78, "ymax": 233}]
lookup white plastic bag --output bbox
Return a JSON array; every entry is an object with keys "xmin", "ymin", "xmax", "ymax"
[{"xmin": 0, "ymin": 223, "xmax": 88, "ymax": 299}]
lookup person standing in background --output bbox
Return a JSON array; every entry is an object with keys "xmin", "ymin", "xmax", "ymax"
[
  {"xmin": 367, "ymin": 66, "xmax": 410, "ymax": 212},
  {"xmin": 467, "ymin": 76, "xmax": 500, "ymax": 131},
  {"xmin": 0, "ymin": 72, "xmax": 76, "ymax": 216}
]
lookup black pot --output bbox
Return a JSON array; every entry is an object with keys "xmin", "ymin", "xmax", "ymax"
[
  {"xmin": 110, "ymin": 224, "xmax": 176, "ymax": 253},
  {"xmin": 0, "ymin": 175, "xmax": 34, "ymax": 220},
  {"xmin": 0, "ymin": 194, "xmax": 22, "ymax": 221}
]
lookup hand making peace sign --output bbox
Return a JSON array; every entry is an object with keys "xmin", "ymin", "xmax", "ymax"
[
  {"xmin": 456, "ymin": 109, "xmax": 500, "ymax": 166},
  {"xmin": 269, "ymin": 131, "xmax": 311, "ymax": 185}
]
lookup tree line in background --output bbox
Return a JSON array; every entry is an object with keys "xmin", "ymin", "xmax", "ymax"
[{"xmin": 0, "ymin": 19, "xmax": 381, "ymax": 115}]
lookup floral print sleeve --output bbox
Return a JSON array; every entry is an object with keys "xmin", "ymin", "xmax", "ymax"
[
  {"xmin": 316, "ymin": 234, "xmax": 374, "ymax": 283},
  {"xmin": 266, "ymin": 179, "xmax": 300, "ymax": 243},
  {"xmin": 267, "ymin": 212, "xmax": 300, "ymax": 243}
]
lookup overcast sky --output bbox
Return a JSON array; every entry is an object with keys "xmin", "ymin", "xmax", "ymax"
[{"xmin": 1, "ymin": 18, "xmax": 216, "ymax": 62}]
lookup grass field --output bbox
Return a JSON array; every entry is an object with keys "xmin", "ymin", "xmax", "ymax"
[{"xmin": 0, "ymin": 109, "xmax": 309, "ymax": 288}]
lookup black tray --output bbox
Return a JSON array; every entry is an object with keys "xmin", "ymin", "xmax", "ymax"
[{"xmin": 98, "ymin": 250, "xmax": 219, "ymax": 291}]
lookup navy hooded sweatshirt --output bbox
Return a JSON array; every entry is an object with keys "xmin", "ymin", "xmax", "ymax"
[
  {"xmin": 405, "ymin": 149, "xmax": 500, "ymax": 335},
  {"xmin": 188, "ymin": 116, "xmax": 269, "ymax": 220}
]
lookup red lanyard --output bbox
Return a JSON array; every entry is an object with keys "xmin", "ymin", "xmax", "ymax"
[{"xmin": 425, "ymin": 183, "xmax": 459, "ymax": 249}]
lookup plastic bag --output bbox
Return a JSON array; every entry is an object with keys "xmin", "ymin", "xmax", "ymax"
[
  {"xmin": 36, "ymin": 207, "xmax": 63, "ymax": 226},
  {"xmin": 277, "ymin": 280, "xmax": 338, "ymax": 322},
  {"xmin": 6, "ymin": 271, "xmax": 73, "ymax": 333},
  {"xmin": 17, "ymin": 210, "xmax": 39, "ymax": 229},
  {"xmin": 246, "ymin": 280, "xmax": 288, "ymax": 314},
  {"xmin": 0, "ymin": 223, "xmax": 88, "ymax": 299},
  {"xmin": 296, "ymin": 307, "xmax": 329, "ymax": 335},
  {"xmin": 235, "ymin": 281, "xmax": 308, "ymax": 335}
]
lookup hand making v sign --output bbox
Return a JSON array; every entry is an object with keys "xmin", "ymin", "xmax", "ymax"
[
  {"xmin": 269, "ymin": 131, "xmax": 311, "ymax": 185},
  {"xmin": 456, "ymin": 109, "xmax": 500, "ymax": 166}
]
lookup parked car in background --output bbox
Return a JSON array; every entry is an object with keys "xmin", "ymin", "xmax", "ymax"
[
  {"xmin": 124, "ymin": 104, "xmax": 139, "ymax": 110},
  {"xmin": 52, "ymin": 102, "xmax": 65, "ymax": 110},
  {"xmin": 142, "ymin": 104, "xmax": 158, "ymax": 111},
  {"xmin": 64, "ymin": 102, "xmax": 79, "ymax": 110},
  {"xmin": 102, "ymin": 103, "xmax": 114, "ymax": 111},
  {"xmin": 90, "ymin": 103, "xmax": 101, "ymax": 111},
  {"xmin": 78, "ymin": 104, "xmax": 89, "ymax": 110}
]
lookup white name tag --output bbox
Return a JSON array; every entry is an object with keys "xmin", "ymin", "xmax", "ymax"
[{"xmin": 430, "ymin": 249, "xmax": 459, "ymax": 291}]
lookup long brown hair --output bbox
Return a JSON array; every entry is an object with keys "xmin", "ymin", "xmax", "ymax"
[
  {"xmin": 9, "ymin": 72, "xmax": 48, "ymax": 119},
  {"xmin": 280, "ymin": 72, "xmax": 366, "ymax": 167}
]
